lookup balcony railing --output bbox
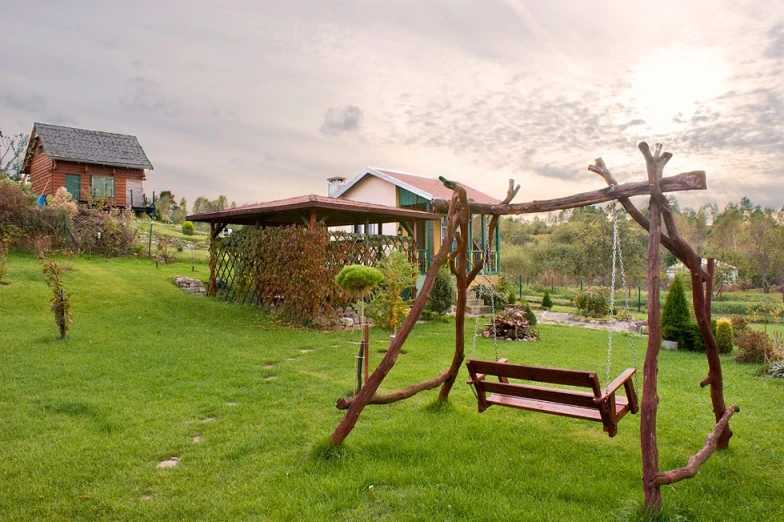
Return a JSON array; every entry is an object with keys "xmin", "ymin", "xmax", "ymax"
[{"xmin": 414, "ymin": 249, "xmax": 499, "ymax": 275}]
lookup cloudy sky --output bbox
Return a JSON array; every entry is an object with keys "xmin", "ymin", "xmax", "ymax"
[{"xmin": 3, "ymin": 0, "xmax": 783, "ymax": 210}]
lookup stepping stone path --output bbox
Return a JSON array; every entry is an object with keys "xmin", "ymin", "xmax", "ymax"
[
  {"xmin": 227, "ymin": 402, "xmax": 238, "ymax": 407},
  {"xmin": 192, "ymin": 436, "xmax": 202, "ymax": 444},
  {"xmin": 300, "ymin": 349, "xmax": 313, "ymax": 354},
  {"xmin": 156, "ymin": 457, "xmax": 179, "ymax": 469},
  {"xmin": 201, "ymin": 416, "xmax": 215, "ymax": 423},
  {"xmin": 263, "ymin": 365, "xmax": 275, "ymax": 370},
  {"xmin": 264, "ymin": 376, "xmax": 278, "ymax": 382}
]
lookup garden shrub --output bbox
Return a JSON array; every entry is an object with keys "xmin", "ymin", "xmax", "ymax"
[
  {"xmin": 734, "ymin": 330, "xmax": 774, "ymax": 363},
  {"xmin": 428, "ymin": 265, "xmax": 455, "ymax": 321},
  {"xmin": 574, "ymin": 287, "xmax": 609, "ymax": 317},
  {"xmin": 157, "ymin": 236, "xmax": 175, "ymax": 264},
  {"xmin": 662, "ymin": 276, "xmax": 691, "ymax": 344},
  {"xmin": 182, "ymin": 221, "xmax": 195, "ymax": 236},
  {"xmin": 476, "ymin": 284, "xmax": 508, "ymax": 308},
  {"xmin": 0, "ymin": 179, "xmax": 40, "ymax": 238},
  {"xmin": 368, "ymin": 251, "xmax": 416, "ymax": 331},
  {"xmin": 507, "ymin": 290, "xmax": 516, "ymax": 305},
  {"xmin": 541, "ymin": 290, "xmax": 553, "ymax": 309},
  {"xmin": 730, "ymin": 316, "xmax": 749, "ymax": 336},
  {"xmin": 715, "ymin": 319, "xmax": 733, "ymax": 354},
  {"xmin": 524, "ymin": 304, "xmax": 537, "ymax": 326}
]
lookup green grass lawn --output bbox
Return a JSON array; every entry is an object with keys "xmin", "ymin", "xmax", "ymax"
[{"xmin": 1, "ymin": 253, "xmax": 783, "ymax": 521}]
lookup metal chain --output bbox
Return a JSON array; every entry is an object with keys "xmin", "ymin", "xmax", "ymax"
[
  {"xmin": 469, "ymin": 220, "xmax": 499, "ymax": 361},
  {"xmin": 615, "ymin": 211, "xmax": 639, "ymax": 389},
  {"xmin": 605, "ymin": 205, "xmax": 618, "ymax": 390},
  {"xmin": 485, "ymin": 221, "xmax": 499, "ymax": 360}
]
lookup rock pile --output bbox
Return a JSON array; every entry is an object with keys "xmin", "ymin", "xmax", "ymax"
[{"xmin": 174, "ymin": 276, "xmax": 206, "ymax": 297}]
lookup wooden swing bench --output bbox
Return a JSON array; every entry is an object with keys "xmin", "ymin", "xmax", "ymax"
[{"xmin": 466, "ymin": 358, "xmax": 639, "ymax": 437}]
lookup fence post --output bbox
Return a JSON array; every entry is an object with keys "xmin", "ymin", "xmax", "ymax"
[
  {"xmin": 518, "ymin": 274, "xmax": 522, "ymax": 298},
  {"xmin": 638, "ymin": 284, "xmax": 642, "ymax": 312},
  {"xmin": 148, "ymin": 222, "xmax": 153, "ymax": 256}
]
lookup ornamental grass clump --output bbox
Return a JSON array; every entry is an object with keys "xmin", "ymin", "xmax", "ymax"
[{"xmin": 39, "ymin": 251, "xmax": 73, "ymax": 340}]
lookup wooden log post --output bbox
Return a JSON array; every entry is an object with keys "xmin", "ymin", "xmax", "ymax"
[
  {"xmin": 639, "ymin": 142, "xmax": 666, "ymax": 513},
  {"xmin": 439, "ymin": 185, "xmax": 470, "ymax": 401},
  {"xmin": 438, "ymin": 178, "xmax": 519, "ymax": 402}
]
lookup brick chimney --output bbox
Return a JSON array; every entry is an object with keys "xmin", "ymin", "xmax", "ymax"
[{"xmin": 327, "ymin": 176, "xmax": 347, "ymax": 198}]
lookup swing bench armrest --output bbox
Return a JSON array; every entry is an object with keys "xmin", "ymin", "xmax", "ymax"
[
  {"xmin": 594, "ymin": 368, "xmax": 636, "ymax": 404},
  {"xmin": 467, "ymin": 374, "xmax": 487, "ymax": 385}
]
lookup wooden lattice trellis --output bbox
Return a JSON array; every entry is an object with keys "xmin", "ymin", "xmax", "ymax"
[{"xmin": 210, "ymin": 227, "xmax": 418, "ymax": 316}]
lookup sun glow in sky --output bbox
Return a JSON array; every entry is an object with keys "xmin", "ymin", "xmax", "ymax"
[
  {"xmin": 628, "ymin": 45, "xmax": 732, "ymax": 133},
  {"xmin": 1, "ymin": 1, "xmax": 783, "ymax": 209}
]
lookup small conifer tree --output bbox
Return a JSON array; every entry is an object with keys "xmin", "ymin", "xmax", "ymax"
[
  {"xmin": 662, "ymin": 275, "xmax": 690, "ymax": 344},
  {"xmin": 429, "ymin": 266, "xmax": 455, "ymax": 321},
  {"xmin": 541, "ymin": 290, "xmax": 553, "ymax": 309},
  {"xmin": 715, "ymin": 319, "xmax": 733, "ymax": 354}
]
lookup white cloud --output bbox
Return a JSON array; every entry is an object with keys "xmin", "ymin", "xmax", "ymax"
[{"xmin": 0, "ymin": 0, "xmax": 783, "ymax": 210}]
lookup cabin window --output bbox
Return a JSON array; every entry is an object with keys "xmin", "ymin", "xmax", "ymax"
[
  {"xmin": 441, "ymin": 216, "xmax": 448, "ymax": 242},
  {"xmin": 38, "ymin": 145, "xmax": 44, "ymax": 153},
  {"xmin": 91, "ymin": 175, "xmax": 115, "ymax": 198}
]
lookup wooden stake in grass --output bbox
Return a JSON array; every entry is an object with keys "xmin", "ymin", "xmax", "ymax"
[{"xmin": 39, "ymin": 251, "xmax": 73, "ymax": 340}]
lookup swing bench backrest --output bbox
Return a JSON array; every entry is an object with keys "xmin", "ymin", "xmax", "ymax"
[{"xmin": 466, "ymin": 358, "xmax": 639, "ymax": 437}]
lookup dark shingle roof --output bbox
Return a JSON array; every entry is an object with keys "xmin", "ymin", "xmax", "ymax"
[{"xmin": 33, "ymin": 122, "xmax": 153, "ymax": 170}]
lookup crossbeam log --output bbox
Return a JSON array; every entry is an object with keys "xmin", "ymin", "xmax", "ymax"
[{"xmin": 430, "ymin": 171, "xmax": 705, "ymax": 215}]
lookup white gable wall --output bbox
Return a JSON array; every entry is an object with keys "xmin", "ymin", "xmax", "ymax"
[{"xmin": 339, "ymin": 175, "xmax": 397, "ymax": 206}]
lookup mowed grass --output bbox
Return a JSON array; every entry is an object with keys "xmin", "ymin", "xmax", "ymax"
[{"xmin": 1, "ymin": 253, "xmax": 783, "ymax": 521}]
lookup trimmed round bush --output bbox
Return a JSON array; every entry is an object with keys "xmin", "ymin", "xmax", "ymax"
[
  {"xmin": 715, "ymin": 319, "xmax": 733, "ymax": 354},
  {"xmin": 335, "ymin": 265, "xmax": 384, "ymax": 295},
  {"xmin": 182, "ymin": 221, "xmax": 195, "ymax": 236}
]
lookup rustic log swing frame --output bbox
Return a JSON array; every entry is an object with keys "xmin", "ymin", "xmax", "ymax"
[{"xmin": 329, "ymin": 143, "xmax": 739, "ymax": 514}]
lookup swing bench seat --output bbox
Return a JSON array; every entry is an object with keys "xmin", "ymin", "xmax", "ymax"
[{"xmin": 466, "ymin": 359, "xmax": 639, "ymax": 437}]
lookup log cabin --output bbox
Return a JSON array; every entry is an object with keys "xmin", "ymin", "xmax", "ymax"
[{"xmin": 22, "ymin": 122, "xmax": 154, "ymax": 209}]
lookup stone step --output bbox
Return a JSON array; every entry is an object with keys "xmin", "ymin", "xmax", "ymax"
[{"xmin": 467, "ymin": 305, "xmax": 491, "ymax": 315}]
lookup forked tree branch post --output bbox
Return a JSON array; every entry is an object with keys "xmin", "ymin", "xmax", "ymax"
[
  {"xmin": 329, "ymin": 194, "xmax": 460, "ymax": 446},
  {"xmin": 437, "ymin": 178, "xmax": 520, "ymax": 401}
]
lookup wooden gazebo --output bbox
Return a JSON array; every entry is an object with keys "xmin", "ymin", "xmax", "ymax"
[{"xmin": 188, "ymin": 194, "xmax": 441, "ymax": 301}]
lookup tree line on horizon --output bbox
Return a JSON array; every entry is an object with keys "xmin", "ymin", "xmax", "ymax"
[{"xmin": 499, "ymin": 196, "xmax": 784, "ymax": 294}]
